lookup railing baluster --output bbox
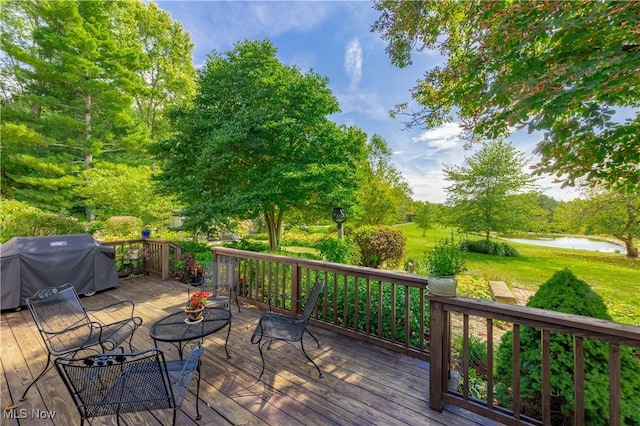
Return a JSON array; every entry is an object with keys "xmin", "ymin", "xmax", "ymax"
[
  {"xmin": 377, "ymin": 280, "xmax": 383, "ymax": 339},
  {"xmin": 391, "ymin": 282, "xmax": 396, "ymax": 343},
  {"xmin": 541, "ymin": 329, "xmax": 551, "ymax": 425},
  {"xmin": 354, "ymin": 276, "xmax": 360, "ymax": 333},
  {"xmin": 404, "ymin": 285, "xmax": 410, "ymax": 347},
  {"xmin": 574, "ymin": 336, "xmax": 584, "ymax": 425},
  {"xmin": 463, "ymin": 314, "xmax": 469, "ymax": 400},
  {"xmin": 609, "ymin": 344, "xmax": 621, "ymax": 426},
  {"xmin": 487, "ymin": 318, "xmax": 494, "ymax": 410},
  {"xmin": 512, "ymin": 324, "xmax": 521, "ymax": 419}
]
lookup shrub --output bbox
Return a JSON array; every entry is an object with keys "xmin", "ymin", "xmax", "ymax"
[
  {"xmin": 351, "ymin": 225, "xmax": 406, "ymax": 268},
  {"xmin": 460, "ymin": 239, "xmax": 519, "ymax": 257},
  {"xmin": 0, "ymin": 199, "xmax": 85, "ymax": 242},
  {"xmin": 495, "ymin": 269, "xmax": 640, "ymax": 425},
  {"xmin": 103, "ymin": 216, "xmax": 142, "ymax": 240},
  {"xmin": 316, "ymin": 236, "xmax": 361, "ymax": 265},
  {"xmin": 281, "ymin": 229, "xmax": 325, "ymax": 248},
  {"xmin": 223, "ymin": 239, "xmax": 270, "ymax": 252}
]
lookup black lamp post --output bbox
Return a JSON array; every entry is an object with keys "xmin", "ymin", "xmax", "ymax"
[{"xmin": 332, "ymin": 207, "xmax": 347, "ymax": 239}]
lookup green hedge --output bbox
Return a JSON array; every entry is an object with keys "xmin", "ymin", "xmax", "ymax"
[{"xmin": 495, "ymin": 269, "xmax": 640, "ymax": 424}]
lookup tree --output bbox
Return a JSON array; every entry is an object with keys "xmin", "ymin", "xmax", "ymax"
[
  {"xmin": 76, "ymin": 163, "xmax": 177, "ymax": 228},
  {"xmin": 353, "ymin": 134, "xmax": 413, "ymax": 226},
  {"xmin": 413, "ymin": 201, "xmax": 435, "ymax": 237},
  {"xmin": 372, "ymin": 1, "xmax": 640, "ymax": 192},
  {"xmin": 0, "ymin": 0, "xmax": 195, "ymax": 217},
  {"xmin": 153, "ymin": 40, "xmax": 366, "ymax": 251},
  {"xmin": 444, "ymin": 140, "xmax": 540, "ymax": 240}
]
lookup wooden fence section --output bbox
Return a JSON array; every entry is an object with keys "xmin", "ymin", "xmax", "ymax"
[
  {"xmin": 429, "ymin": 296, "xmax": 640, "ymax": 426},
  {"xmin": 212, "ymin": 247, "xmax": 431, "ymax": 360},
  {"xmin": 102, "ymin": 239, "xmax": 181, "ymax": 280}
]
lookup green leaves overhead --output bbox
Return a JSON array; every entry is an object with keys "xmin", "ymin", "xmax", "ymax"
[{"xmin": 373, "ymin": 0, "xmax": 640, "ymax": 191}]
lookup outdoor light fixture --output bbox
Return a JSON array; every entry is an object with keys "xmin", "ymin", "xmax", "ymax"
[{"xmin": 332, "ymin": 207, "xmax": 347, "ymax": 238}]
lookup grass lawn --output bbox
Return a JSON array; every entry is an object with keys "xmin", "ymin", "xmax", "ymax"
[{"xmin": 399, "ymin": 223, "xmax": 640, "ymax": 326}]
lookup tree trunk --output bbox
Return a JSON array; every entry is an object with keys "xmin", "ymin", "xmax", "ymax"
[
  {"xmin": 264, "ymin": 208, "xmax": 284, "ymax": 252},
  {"xmin": 624, "ymin": 239, "xmax": 638, "ymax": 259}
]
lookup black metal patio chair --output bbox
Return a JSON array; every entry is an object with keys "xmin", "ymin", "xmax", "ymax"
[
  {"xmin": 194, "ymin": 256, "xmax": 241, "ymax": 313},
  {"xmin": 55, "ymin": 344, "xmax": 204, "ymax": 426},
  {"xmin": 250, "ymin": 279, "xmax": 325, "ymax": 380},
  {"xmin": 20, "ymin": 283, "xmax": 143, "ymax": 401}
]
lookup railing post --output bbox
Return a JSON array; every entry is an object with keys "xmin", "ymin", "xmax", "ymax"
[
  {"xmin": 291, "ymin": 261, "xmax": 301, "ymax": 314},
  {"xmin": 161, "ymin": 242, "xmax": 170, "ymax": 280},
  {"xmin": 429, "ymin": 298, "xmax": 445, "ymax": 411}
]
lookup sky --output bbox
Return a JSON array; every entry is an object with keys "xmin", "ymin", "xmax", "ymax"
[{"xmin": 155, "ymin": 0, "xmax": 580, "ymax": 204}]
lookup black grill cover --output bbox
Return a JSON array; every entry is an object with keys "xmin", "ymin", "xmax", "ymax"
[{"xmin": 1, "ymin": 234, "xmax": 118, "ymax": 310}]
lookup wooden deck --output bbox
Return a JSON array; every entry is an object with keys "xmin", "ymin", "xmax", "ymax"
[{"xmin": 1, "ymin": 276, "xmax": 501, "ymax": 426}]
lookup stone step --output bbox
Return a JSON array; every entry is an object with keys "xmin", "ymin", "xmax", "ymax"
[{"xmin": 489, "ymin": 280, "xmax": 517, "ymax": 304}]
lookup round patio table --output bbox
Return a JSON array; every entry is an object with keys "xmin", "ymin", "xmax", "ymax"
[{"xmin": 149, "ymin": 307, "xmax": 231, "ymax": 359}]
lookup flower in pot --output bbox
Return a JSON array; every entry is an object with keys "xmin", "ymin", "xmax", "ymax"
[
  {"xmin": 426, "ymin": 238, "xmax": 466, "ymax": 297},
  {"xmin": 185, "ymin": 291, "xmax": 211, "ymax": 322}
]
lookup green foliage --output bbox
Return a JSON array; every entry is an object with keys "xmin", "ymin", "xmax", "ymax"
[
  {"xmin": 352, "ymin": 134, "xmax": 413, "ymax": 226},
  {"xmin": 320, "ymin": 275, "xmax": 428, "ymax": 347},
  {"xmin": 1, "ymin": 0, "xmax": 195, "ymax": 216},
  {"xmin": 223, "ymin": 239, "xmax": 270, "ymax": 253},
  {"xmin": 102, "ymin": 216, "xmax": 143, "ymax": 240},
  {"xmin": 426, "ymin": 238, "xmax": 466, "ymax": 277},
  {"xmin": 372, "ymin": 1, "xmax": 640, "ymax": 191},
  {"xmin": 352, "ymin": 225, "xmax": 406, "ymax": 268},
  {"xmin": 495, "ymin": 269, "xmax": 640, "ymax": 424},
  {"xmin": 77, "ymin": 163, "xmax": 177, "ymax": 228},
  {"xmin": 0, "ymin": 199, "xmax": 86, "ymax": 242},
  {"xmin": 413, "ymin": 202, "xmax": 435, "ymax": 236},
  {"xmin": 444, "ymin": 140, "xmax": 540, "ymax": 240},
  {"xmin": 316, "ymin": 236, "xmax": 362, "ymax": 265},
  {"xmin": 152, "ymin": 39, "xmax": 367, "ymax": 252},
  {"xmin": 460, "ymin": 239, "xmax": 519, "ymax": 257},
  {"xmin": 281, "ymin": 229, "xmax": 326, "ymax": 248}
]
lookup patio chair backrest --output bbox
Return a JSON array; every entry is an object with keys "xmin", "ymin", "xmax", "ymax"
[
  {"xmin": 55, "ymin": 347, "xmax": 203, "ymax": 425},
  {"xmin": 301, "ymin": 279, "xmax": 325, "ymax": 321},
  {"xmin": 26, "ymin": 283, "xmax": 92, "ymax": 354},
  {"xmin": 195, "ymin": 256, "xmax": 241, "ymax": 312}
]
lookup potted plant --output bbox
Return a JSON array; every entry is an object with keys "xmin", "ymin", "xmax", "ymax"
[
  {"xmin": 185, "ymin": 291, "xmax": 211, "ymax": 323},
  {"xmin": 426, "ymin": 238, "xmax": 466, "ymax": 297}
]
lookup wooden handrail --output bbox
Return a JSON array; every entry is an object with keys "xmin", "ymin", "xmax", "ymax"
[
  {"xmin": 429, "ymin": 295, "xmax": 640, "ymax": 426},
  {"xmin": 105, "ymin": 240, "xmax": 640, "ymax": 425}
]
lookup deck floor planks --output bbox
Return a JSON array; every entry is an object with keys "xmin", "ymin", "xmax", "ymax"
[{"xmin": 1, "ymin": 275, "xmax": 502, "ymax": 426}]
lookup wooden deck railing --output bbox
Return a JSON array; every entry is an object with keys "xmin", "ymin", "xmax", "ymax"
[
  {"xmin": 112, "ymin": 240, "xmax": 640, "ymax": 425},
  {"xmin": 429, "ymin": 295, "xmax": 640, "ymax": 426},
  {"xmin": 212, "ymin": 247, "xmax": 431, "ymax": 360},
  {"xmin": 102, "ymin": 239, "xmax": 181, "ymax": 280}
]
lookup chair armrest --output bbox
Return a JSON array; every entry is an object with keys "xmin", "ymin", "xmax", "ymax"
[
  {"xmin": 268, "ymin": 294, "xmax": 304, "ymax": 312},
  {"xmin": 164, "ymin": 343, "xmax": 203, "ymax": 400}
]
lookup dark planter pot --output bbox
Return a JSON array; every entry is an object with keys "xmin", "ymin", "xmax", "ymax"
[{"xmin": 141, "ymin": 229, "xmax": 151, "ymax": 238}]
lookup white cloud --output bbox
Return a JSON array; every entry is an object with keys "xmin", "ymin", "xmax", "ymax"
[
  {"xmin": 412, "ymin": 122, "xmax": 463, "ymax": 150},
  {"xmin": 344, "ymin": 38, "xmax": 362, "ymax": 90}
]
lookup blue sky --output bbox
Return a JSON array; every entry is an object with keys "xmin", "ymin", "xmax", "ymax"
[{"xmin": 155, "ymin": 0, "xmax": 579, "ymax": 203}]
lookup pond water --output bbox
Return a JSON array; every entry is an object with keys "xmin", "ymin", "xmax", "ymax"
[{"xmin": 503, "ymin": 236, "xmax": 626, "ymax": 254}]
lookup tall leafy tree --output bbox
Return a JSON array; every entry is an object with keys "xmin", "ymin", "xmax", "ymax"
[
  {"xmin": 372, "ymin": 1, "xmax": 640, "ymax": 191},
  {"xmin": 153, "ymin": 40, "xmax": 366, "ymax": 251},
  {"xmin": 353, "ymin": 134, "xmax": 413, "ymax": 226},
  {"xmin": 444, "ymin": 140, "xmax": 540, "ymax": 240},
  {"xmin": 1, "ymin": 0, "xmax": 195, "ymax": 218},
  {"xmin": 413, "ymin": 201, "xmax": 435, "ymax": 237},
  {"xmin": 76, "ymin": 163, "xmax": 176, "ymax": 228}
]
